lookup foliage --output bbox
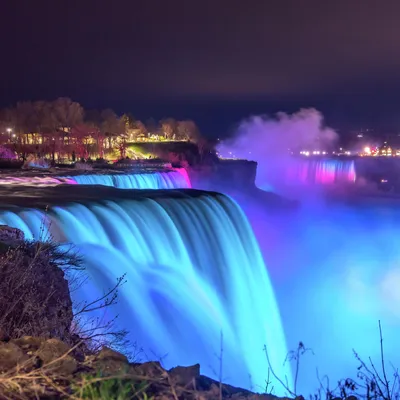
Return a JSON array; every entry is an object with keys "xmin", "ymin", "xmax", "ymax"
[
  {"xmin": 72, "ymin": 273, "xmax": 131, "ymax": 355},
  {"xmin": 0, "ymin": 99, "xmax": 203, "ymax": 145},
  {"xmin": 73, "ymin": 372, "xmax": 151, "ymax": 400},
  {"xmin": 0, "ymin": 145, "xmax": 17, "ymax": 160},
  {"xmin": 265, "ymin": 321, "xmax": 400, "ymax": 400}
]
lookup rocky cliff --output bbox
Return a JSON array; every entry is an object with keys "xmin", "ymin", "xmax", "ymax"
[{"xmin": 0, "ymin": 226, "xmax": 74, "ymax": 342}]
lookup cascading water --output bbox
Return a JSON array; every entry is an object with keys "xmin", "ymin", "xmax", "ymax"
[
  {"xmin": 287, "ymin": 159, "xmax": 356, "ymax": 185},
  {"xmin": 0, "ymin": 169, "xmax": 191, "ymax": 189},
  {"xmin": 0, "ymin": 187, "xmax": 290, "ymax": 393},
  {"xmin": 67, "ymin": 169, "xmax": 191, "ymax": 189}
]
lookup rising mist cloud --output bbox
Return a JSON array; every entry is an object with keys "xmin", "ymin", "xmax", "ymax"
[
  {"xmin": 217, "ymin": 108, "xmax": 338, "ymax": 192},
  {"xmin": 218, "ymin": 108, "xmax": 337, "ymax": 159}
]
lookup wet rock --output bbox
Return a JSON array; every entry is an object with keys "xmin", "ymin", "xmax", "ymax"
[
  {"xmin": 37, "ymin": 338, "xmax": 71, "ymax": 362},
  {"xmin": 36, "ymin": 338, "xmax": 77, "ymax": 375},
  {"xmin": 11, "ymin": 336, "xmax": 45, "ymax": 352},
  {"xmin": 169, "ymin": 364, "xmax": 200, "ymax": 387},
  {"xmin": 97, "ymin": 346, "xmax": 128, "ymax": 363},
  {"xmin": 0, "ymin": 337, "xmax": 293, "ymax": 399},
  {"xmin": 0, "ymin": 225, "xmax": 24, "ymax": 242},
  {"xmin": 0, "ymin": 327, "xmax": 9, "ymax": 342},
  {"xmin": 0, "ymin": 342, "xmax": 28, "ymax": 371},
  {"xmin": 91, "ymin": 346, "xmax": 130, "ymax": 375},
  {"xmin": 133, "ymin": 361, "xmax": 165, "ymax": 378},
  {"xmin": 0, "ymin": 241, "xmax": 73, "ymax": 341}
]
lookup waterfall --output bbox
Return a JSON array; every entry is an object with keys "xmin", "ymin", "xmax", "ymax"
[
  {"xmin": 287, "ymin": 159, "xmax": 356, "ymax": 184},
  {"xmin": 67, "ymin": 169, "xmax": 190, "ymax": 189},
  {"xmin": 0, "ymin": 189, "xmax": 290, "ymax": 392},
  {"xmin": 0, "ymin": 169, "xmax": 191, "ymax": 189}
]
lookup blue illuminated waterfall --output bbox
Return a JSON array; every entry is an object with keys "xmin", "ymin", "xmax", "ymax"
[
  {"xmin": 66, "ymin": 169, "xmax": 191, "ymax": 189},
  {"xmin": 0, "ymin": 191, "xmax": 290, "ymax": 392},
  {"xmin": 0, "ymin": 170, "xmax": 191, "ymax": 189}
]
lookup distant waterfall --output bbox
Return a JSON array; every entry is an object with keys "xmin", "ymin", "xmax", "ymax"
[
  {"xmin": 287, "ymin": 159, "xmax": 356, "ymax": 184},
  {"xmin": 0, "ymin": 190, "xmax": 290, "ymax": 392}
]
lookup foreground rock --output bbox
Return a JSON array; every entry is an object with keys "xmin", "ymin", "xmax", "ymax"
[
  {"xmin": 0, "ymin": 336, "xmax": 284, "ymax": 399},
  {"xmin": 0, "ymin": 236, "xmax": 74, "ymax": 342}
]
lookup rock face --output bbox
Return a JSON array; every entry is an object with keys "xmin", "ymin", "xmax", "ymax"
[
  {"xmin": 0, "ymin": 240, "xmax": 73, "ymax": 341},
  {"xmin": 0, "ymin": 337, "xmax": 283, "ymax": 400},
  {"xmin": 189, "ymin": 160, "xmax": 258, "ymax": 192},
  {"xmin": 0, "ymin": 225, "xmax": 24, "ymax": 242}
]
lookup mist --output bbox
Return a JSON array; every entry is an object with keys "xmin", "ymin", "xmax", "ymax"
[{"xmin": 217, "ymin": 108, "xmax": 338, "ymax": 194}]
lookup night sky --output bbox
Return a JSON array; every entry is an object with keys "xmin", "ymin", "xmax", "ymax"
[{"xmin": 2, "ymin": 0, "xmax": 400, "ymax": 135}]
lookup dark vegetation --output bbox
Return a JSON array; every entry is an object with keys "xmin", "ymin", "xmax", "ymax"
[{"xmin": 263, "ymin": 324, "xmax": 400, "ymax": 400}]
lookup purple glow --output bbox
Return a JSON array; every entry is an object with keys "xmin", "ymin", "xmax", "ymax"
[
  {"xmin": 173, "ymin": 167, "xmax": 192, "ymax": 188},
  {"xmin": 238, "ymin": 195, "xmax": 400, "ymax": 395},
  {"xmin": 286, "ymin": 159, "xmax": 356, "ymax": 185}
]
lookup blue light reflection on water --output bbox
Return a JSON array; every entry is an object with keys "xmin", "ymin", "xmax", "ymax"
[{"xmin": 241, "ymin": 192, "xmax": 400, "ymax": 395}]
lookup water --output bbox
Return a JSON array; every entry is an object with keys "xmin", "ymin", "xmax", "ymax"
[
  {"xmin": 233, "ymin": 172, "xmax": 400, "ymax": 395},
  {"xmin": 0, "ymin": 189, "xmax": 290, "ymax": 393},
  {"xmin": 286, "ymin": 159, "xmax": 356, "ymax": 185},
  {"xmin": 0, "ymin": 169, "xmax": 191, "ymax": 189},
  {"xmin": 251, "ymin": 158, "xmax": 356, "ymax": 195},
  {"xmin": 262, "ymin": 200, "xmax": 400, "ymax": 395},
  {"xmin": 67, "ymin": 170, "xmax": 190, "ymax": 189}
]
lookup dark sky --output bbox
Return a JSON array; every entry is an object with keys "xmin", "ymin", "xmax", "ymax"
[{"xmin": 2, "ymin": 0, "xmax": 400, "ymax": 135}]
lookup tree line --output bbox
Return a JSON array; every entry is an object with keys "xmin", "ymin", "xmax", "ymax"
[{"xmin": 0, "ymin": 97, "xmax": 202, "ymax": 143}]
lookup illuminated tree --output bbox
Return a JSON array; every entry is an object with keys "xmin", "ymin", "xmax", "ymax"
[
  {"xmin": 101, "ymin": 109, "xmax": 125, "ymax": 148},
  {"xmin": 133, "ymin": 120, "xmax": 147, "ymax": 139},
  {"xmin": 146, "ymin": 118, "xmax": 158, "ymax": 136},
  {"xmin": 177, "ymin": 120, "xmax": 201, "ymax": 142},
  {"xmin": 52, "ymin": 97, "xmax": 84, "ymax": 131},
  {"xmin": 160, "ymin": 118, "xmax": 177, "ymax": 140},
  {"xmin": 71, "ymin": 124, "xmax": 92, "ymax": 160}
]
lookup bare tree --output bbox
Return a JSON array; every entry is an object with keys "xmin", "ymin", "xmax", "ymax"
[
  {"xmin": 160, "ymin": 118, "xmax": 177, "ymax": 140},
  {"xmin": 101, "ymin": 109, "xmax": 125, "ymax": 148},
  {"xmin": 52, "ymin": 97, "xmax": 84, "ymax": 132},
  {"xmin": 177, "ymin": 120, "xmax": 201, "ymax": 142}
]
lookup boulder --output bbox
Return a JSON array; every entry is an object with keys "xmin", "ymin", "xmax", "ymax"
[
  {"xmin": 97, "ymin": 346, "xmax": 128, "ymax": 363},
  {"xmin": 36, "ymin": 338, "xmax": 77, "ymax": 375},
  {"xmin": 132, "ymin": 361, "xmax": 165, "ymax": 379},
  {"xmin": 90, "ymin": 346, "xmax": 130, "ymax": 375},
  {"xmin": 0, "ymin": 327, "xmax": 9, "ymax": 342},
  {"xmin": 0, "ymin": 342, "xmax": 28, "ymax": 371},
  {"xmin": 0, "ymin": 225, "xmax": 24, "ymax": 242},
  {"xmin": 169, "ymin": 364, "xmax": 200, "ymax": 387},
  {"xmin": 11, "ymin": 336, "xmax": 45, "ymax": 352},
  {"xmin": 0, "ymin": 242, "xmax": 73, "ymax": 341},
  {"xmin": 0, "ymin": 338, "xmax": 294, "ymax": 400}
]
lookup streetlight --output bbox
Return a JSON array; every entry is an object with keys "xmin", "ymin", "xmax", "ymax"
[{"xmin": 6, "ymin": 128, "xmax": 12, "ymax": 142}]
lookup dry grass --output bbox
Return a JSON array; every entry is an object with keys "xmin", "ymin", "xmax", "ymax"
[{"xmin": 0, "ymin": 344, "xmax": 197, "ymax": 400}]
